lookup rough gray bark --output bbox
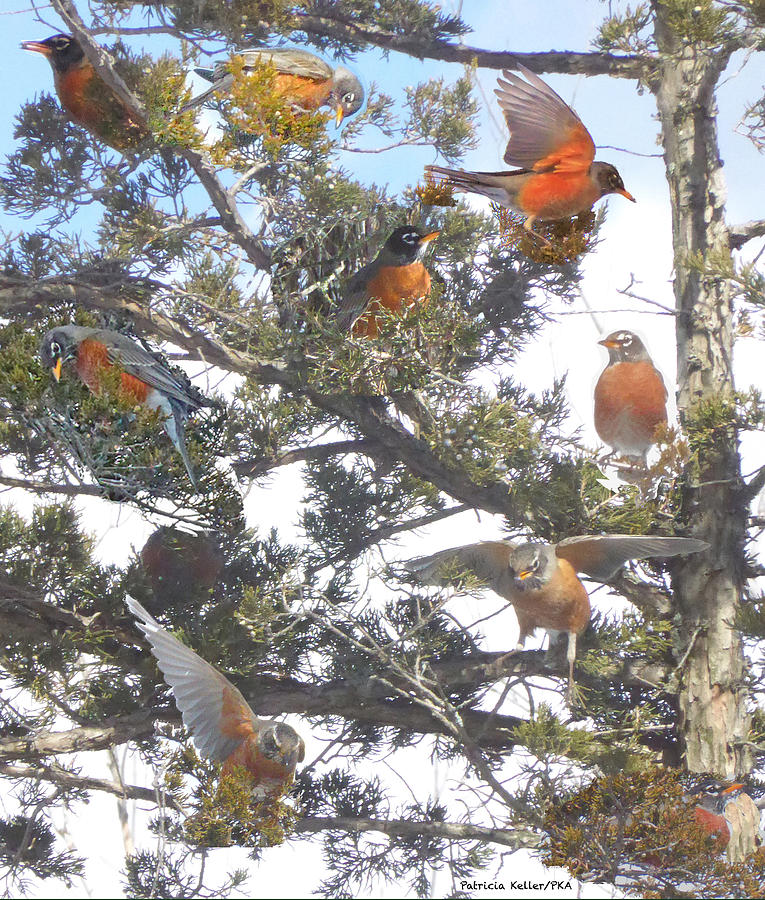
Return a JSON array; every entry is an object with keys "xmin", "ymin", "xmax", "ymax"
[{"xmin": 651, "ymin": 3, "xmax": 750, "ymax": 778}]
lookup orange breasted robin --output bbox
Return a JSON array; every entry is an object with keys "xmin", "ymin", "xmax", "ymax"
[
  {"xmin": 594, "ymin": 330, "xmax": 668, "ymax": 464},
  {"xmin": 22, "ymin": 34, "xmax": 148, "ymax": 150},
  {"xmin": 333, "ymin": 225, "xmax": 440, "ymax": 338},
  {"xmin": 425, "ymin": 63, "xmax": 635, "ymax": 235},
  {"xmin": 140, "ymin": 527, "xmax": 224, "ymax": 613},
  {"xmin": 40, "ymin": 325, "xmax": 207, "ymax": 490},
  {"xmin": 126, "ymin": 596, "xmax": 305, "ymax": 797},
  {"xmin": 406, "ymin": 534, "xmax": 708, "ymax": 697},
  {"xmin": 688, "ymin": 779, "xmax": 764, "ymax": 862},
  {"xmin": 182, "ymin": 47, "xmax": 364, "ymax": 127}
]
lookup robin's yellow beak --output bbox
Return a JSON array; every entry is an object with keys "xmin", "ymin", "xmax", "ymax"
[
  {"xmin": 21, "ymin": 41, "xmax": 52, "ymax": 57},
  {"xmin": 618, "ymin": 188, "xmax": 636, "ymax": 203},
  {"xmin": 517, "ymin": 570, "xmax": 533, "ymax": 580},
  {"xmin": 335, "ymin": 104, "xmax": 345, "ymax": 128},
  {"xmin": 52, "ymin": 358, "xmax": 63, "ymax": 382},
  {"xmin": 598, "ymin": 338, "xmax": 621, "ymax": 349},
  {"xmin": 420, "ymin": 231, "xmax": 440, "ymax": 244}
]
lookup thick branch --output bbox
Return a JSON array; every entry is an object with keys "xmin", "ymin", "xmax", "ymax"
[
  {"xmin": 0, "ymin": 474, "xmax": 103, "ymax": 498},
  {"xmin": 0, "ymin": 761, "xmax": 179, "ymax": 810},
  {"xmin": 729, "ymin": 220, "xmax": 765, "ymax": 251},
  {"xmin": 294, "ymin": 13, "xmax": 650, "ymax": 79},
  {"xmin": 50, "ymin": 0, "xmax": 271, "ymax": 271},
  {"xmin": 295, "ymin": 815, "xmax": 540, "ymax": 850}
]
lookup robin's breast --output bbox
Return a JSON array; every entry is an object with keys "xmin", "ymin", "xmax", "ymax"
[
  {"xmin": 594, "ymin": 361, "xmax": 668, "ymax": 451},
  {"xmin": 274, "ymin": 74, "xmax": 330, "ymax": 109},
  {"xmin": 365, "ymin": 263, "xmax": 431, "ymax": 310},
  {"xmin": 517, "ymin": 171, "xmax": 600, "ymax": 220},
  {"xmin": 76, "ymin": 339, "xmax": 150, "ymax": 405},
  {"xmin": 222, "ymin": 740, "xmax": 293, "ymax": 796},
  {"xmin": 510, "ymin": 559, "xmax": 590, "ymax": 633}
]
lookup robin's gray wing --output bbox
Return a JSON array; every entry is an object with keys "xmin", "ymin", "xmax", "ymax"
[
  {"xmin": 331, "ymin": 257, "xmax": 382, "ymax": 332},
  {"xmin": 555, "ymin": 535, "xmax": 709, "ymax": 581},
  {"xmin": 236, "ymin": 47, "xmax": 333, "ymax": 80},
  {"xmin": 96, "ymin": 330, "xmax": 203, "ymax": 411},
  {"xmin": 494, "ymin": 63, "xmax": 595, "ymax": 171},
  {"xmin": 404, "ymin": 541, "xmax": 518, "ymax": 597},
  {"xmin": 126, "ymin": 596, "xmax": 263, "ymax": 763},
  {"xmin": 181, "ymin": 73, "xmax": 236, "ymax": 111}
]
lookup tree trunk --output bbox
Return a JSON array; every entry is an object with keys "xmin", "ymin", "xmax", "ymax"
[{"xmin": 651, "ymin": 4, "xmax": 750, "ymax": 778}]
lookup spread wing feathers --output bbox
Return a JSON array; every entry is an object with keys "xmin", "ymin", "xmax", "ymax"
[
  {"xmin": 98, "ymin": 331, "xmax": 204, "ymax": 411},
  {"xmin": 555, "ymin": 535, "xmax": 709, "ymax": 581},
  {"xmin": 495, "ymin": 63, "xmax": 595, "ymax": 172},
  {"xmin": 125, "ymin": 596, "xmax": 259, "ymax": 764},
  {"xmin": 331, "ymin": 259, "xmax": 380, "ymax": 332},
  {"xmin": 404, "ymin": 541, "xmax": 517, "ymax": 591}
]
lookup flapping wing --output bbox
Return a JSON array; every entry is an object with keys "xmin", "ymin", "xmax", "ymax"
[
  {"xmin": 495, "ymin": 63, "xmax": 595, "ymax": 173},
  {"xmin": 237, "ymin": 47, "xmax": 333, "ymax": 80},
  {"xmin": 126, "ymin": 596, "xmax": 260, "ymax": 763},
  {"xmin": 404, "ymin": 541, "xmax": 517, "ymax": 594},
  {"xmin": 99, "ymin": 331, "xmax": 203, "ymax": 410},
  {"xmin": 555, "ymin": 535, "xmax": 709, "ymax": 581}
]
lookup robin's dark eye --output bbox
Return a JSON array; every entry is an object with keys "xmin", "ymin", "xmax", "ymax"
[
  {"xmin": 50, "ymin": 340, "xmax": 61, "ymax": 357},
  {"xmin": 402, "ymin": 231, "xmax": 418, "ymax": 244},
  {"xmin": 54, "ymin": 38, "xmax": 70, "ymax": 50},
  {"xmin": 343, "ymin": 92, "xmax": 355, "ymax": 104}
]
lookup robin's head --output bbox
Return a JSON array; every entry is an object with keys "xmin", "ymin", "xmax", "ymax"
[
  {"xmin": 384, "ymin": 225, "xmax": 440, "ymax": 265},
  {"xmin": 22, "ymin": 34, "xmax": 84, "ymax": 75},
  {"xmin": 259, "ymin": 722, "xmax": 306, "ymax": 770},
  {"xmin": 329, "ymin": 67, "xmax": 364, "ymax": 127},
  {"xmin": 509, "ymin": 543, "xmax": 556, "ymax": 592},
  {"xmin": 598, "ymin": 330, "xmax": 650, "ymax": 364},
  {"xmin": 591, "ymin": 162, "xmax": 635, "ymax": 203},
  {"xmin": 40, "ymin": 327, "xmax": 82, "ymax": 382}
]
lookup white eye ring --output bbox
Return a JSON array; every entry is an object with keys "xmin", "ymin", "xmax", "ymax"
[
  {"xmin": 402, "ymin": 232, "xmax": 418, "ymax": 244},
  {"xmin": 343, "ymin": 92, "xmax": 355, "ymax": 104}
]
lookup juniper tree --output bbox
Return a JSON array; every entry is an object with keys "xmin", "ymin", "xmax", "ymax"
[{"xmin": 0, "ymin": 0, "xmax": 763, "ymax": 897}]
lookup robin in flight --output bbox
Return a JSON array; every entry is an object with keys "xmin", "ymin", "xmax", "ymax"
[
  {"xmin": 140, "ymin": 527, "xmax": 224, "ymax": 615},
  {"xmin": 182, "ymin": 47, "xmax": 364, "ymax": 127},
  {"xmin": 40, "ymin": 325, "xmax": 207, "ymax": 490},
  {"xmin": 688, "ymin": 779, "xmax": 763, "ymax": 862},
  {"xmin": 332, "ymin": 225, "xmax": 440, "ymax": 338},
  {"xmin": 405, "ymin": 534, "xmax": 707, "ymax": 698},
  {"xmin": 22, "ymin": 34, "xmax": 148, "ymax": 150},
  {"xmin": 425, "ymin": 63, "xmax": 635, "ymax": 236},
  {"xmin": 125, "ymin": 596, "xmax": 305, "ymax": 798},
  {"xmin": 594, "ymin": 330, "xmax": 668, "ymax": 465}
]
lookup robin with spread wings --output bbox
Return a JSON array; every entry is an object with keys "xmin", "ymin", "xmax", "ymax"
[
  {"xmin": 426, "ymin": 63, "xmax": 634, "ymax": 236},
  {"xmin": 405, "ymin": 534, "xmax": 708, "ymax": 699},
  {"xmin": 126, "ymin": 596, "xmax": 305, "ymax": 798}
]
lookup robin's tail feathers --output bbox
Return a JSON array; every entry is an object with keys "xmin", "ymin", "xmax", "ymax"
[{"xmin": 425, "ymin": 165, "xmax": 518, "ymax": 207}]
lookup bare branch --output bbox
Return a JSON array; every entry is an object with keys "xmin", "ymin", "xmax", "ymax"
[
  {"xmin": 729, "ymin": 220, "xmax": 765, "ymax": 250},
  {"xmin": 0, "ymin": 474, "xmax": 104, "ymax": 498},
  {"xmin": 232, "ymin": 439, "xmax": 381, "ymax": 478},
  {"xmin": 295, "ymin": 815, "xmax": 540, "ymax": 850},
  {"xmin": 293, "ymin": 12, "xmax": 651, "ymax": 79}
]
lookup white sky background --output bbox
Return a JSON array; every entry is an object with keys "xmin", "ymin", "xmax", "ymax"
[{"xmin": 0, "ymin": 0, "xmax": 763, "ymax": 897}]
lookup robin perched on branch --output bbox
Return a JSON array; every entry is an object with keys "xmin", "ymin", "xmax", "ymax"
[
  {"xmin": 22, "ymin": 33, "xmax": 148, "ymax": 150},
  {"xmin": 182, "ymin": 46, "xmax": 364, "ymax": 127},
  {"xmin": 425, "ymin": 63, "xmax": 634, "ymax": 237},
  {"xmin": 405, "ymin": 534, "xmax": 708, "ymax": 699},
  {"xmin": 594, "ymin": 330, "xmax": 668, "ymax": 464},
  {"xmin": 332, "ymin": 225, "xmax": 440, "ymax": 338},
  {"xmin": 688, "ymin": 778, "xmax": 764, "ymax": 863},
  {"xmin": 40, "ymin": 325, "xmax": 208, "ymax": 490},
  {"xmin": 126, "ymin": 596, "xmax": 305, "ymax": 797}
]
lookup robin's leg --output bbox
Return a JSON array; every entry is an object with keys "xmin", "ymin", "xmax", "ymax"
[{"xmin": 522, "ymin": 215, "xmax": 552, "ymax": 247}]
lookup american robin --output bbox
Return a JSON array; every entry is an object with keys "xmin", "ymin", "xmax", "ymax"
[
  {"xmin": 125, "ymin": 596, "xmax": 305, "ymax": 797},
  {"xmin": 22, "ymin": 34, "xmax": 148, "ymax": 150},
  {"xmin": 425, "ymin": 63, "xmax": 635, "ymax": 235},
  {"xmin": 333, "ymin": 225, "xmax": 440, "ymax": 338},
  {"xmin": 182, "ymin": 47, "xmax": 364, "ymax": 127},
  {"xmin": 594, "ymin": 330, "xmax": 668, "ymax": 464},
  {"xmin": 141, "ymin": 527, "xmax": 224, "ymax": 613},
  {"xmin": 405, "ymin": 534, "xmax": 708, "ymax": 698},
  {"xmin": 688, "ymin": 779, "xmax": 764, "ymax": 862},
  {"xmin": 39, "ymin": 325, "xmax": 207, "ymax": 490}
]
